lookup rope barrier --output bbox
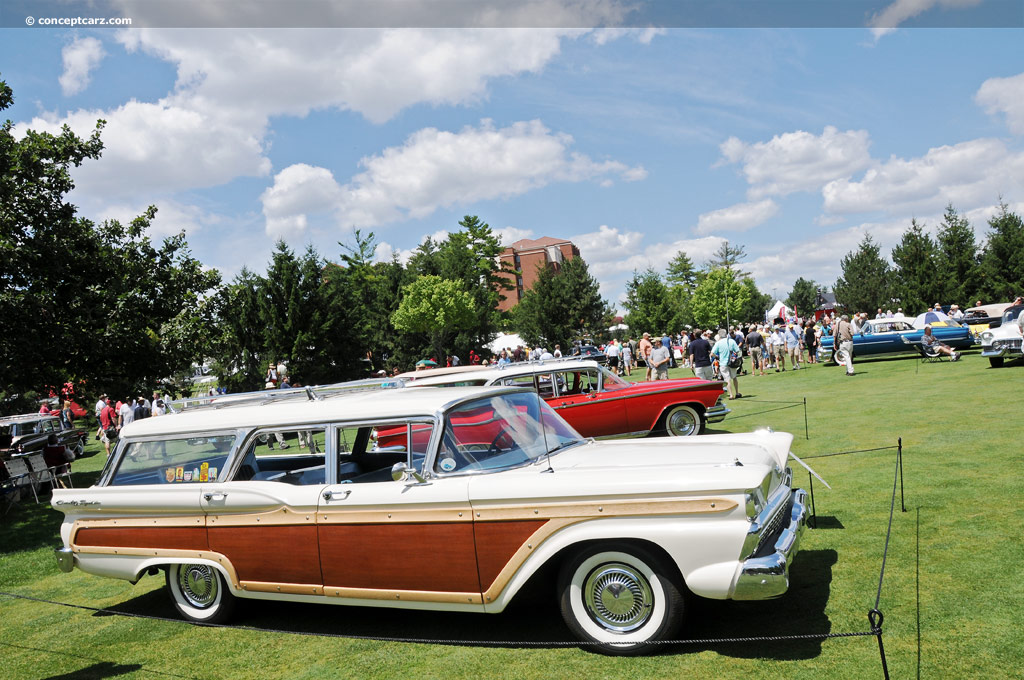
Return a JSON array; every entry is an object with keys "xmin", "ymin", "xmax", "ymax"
[{"xmin": 2, "ymin": 441, "xmax": 908, "ymax": 677}]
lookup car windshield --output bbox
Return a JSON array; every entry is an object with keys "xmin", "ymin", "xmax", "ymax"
[
  {"xmin": 1002, "ymin": 306, "xmax": 1023, "ymax": 324},
  {"xmin": 599, "ymin": 366, "xmax": 630, "ymax": 390},
  {"xmin": 435, "ymin": 392, "xmax": 584, "ymax": 474}
]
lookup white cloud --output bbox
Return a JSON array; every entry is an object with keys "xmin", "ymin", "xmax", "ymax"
[
  {"xmin": 495, "ymin": 226, "xmax": 536, "ymax": 245},
  {"xmin": 260, "ymin": 164, "xmax": 344, "ymax": 238},
  {"xmin": 695, "ymin": 199, "xmax": 778, "ymax": 235},
  {"xmin": 17, "ymin": 99, "xmax": 271, "ymax": 198},
  {"xmin": 59, "ymin": 37, "xmax": 105, "ymax": 96},
  {"xmin": 868, "ymin": 0, "xmax": 982, "ymax": 40},
  {"xmin": 331, "ymin": 119, "xmax": 646, "ymax": 228},
  {"xmin": 95, "ymin": 199, "xmax": 226, "ymax": 239},
  {"xmin": 720, "ymin": 126, "xmax": 872, "ymax": 199},
  {"xmin": 976, "ymin": 71, "xmax": 1024, "ymax": 135},
  {"xmin": 821, "ymin": 138, "xmax": 1024, "ymax": 215}
]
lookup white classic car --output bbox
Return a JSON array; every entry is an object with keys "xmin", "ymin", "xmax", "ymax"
[
  {"xmin": 979, "ymin": 304, "xmax": 1023, "ymax": 367},
  {"xmin": 53, "ymin": 383, "xmax": 809, "ymax": 654}
]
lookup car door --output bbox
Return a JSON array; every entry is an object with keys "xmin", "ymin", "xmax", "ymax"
[
  {"xmin": 547, "ymin": 368, "xmax": 625, "ymax": 438},
  {"xmin": 203, "ymin": 426, "xmax": 328, "ymax": 592},
  {"xmin": 317, "ymin": 420, "xmax": 481, "ymax": 603}
]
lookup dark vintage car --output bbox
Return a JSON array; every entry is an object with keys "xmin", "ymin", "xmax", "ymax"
[
  {"xmin": 569, "ymin": 344, "xmax": 607, "ymax": 363},
  {"xmin": 818, "ymin": 318, "xmax": 974, "ymax": 364},
  {"xmin": 0, "ymin": 413, "xmax": 88, "ymax": 459}
]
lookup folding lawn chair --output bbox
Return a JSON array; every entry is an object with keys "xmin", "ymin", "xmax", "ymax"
[
  {"xmin": 920, "ymin": 345, "xmax": 946, "ymax": 364},
  {"xmin": 2, "ymin": 458, "xmax": 40, "ymax": 503},
  {"xmin": 26, "ymin": 453, "xmax": 60, "ymax": 495}
]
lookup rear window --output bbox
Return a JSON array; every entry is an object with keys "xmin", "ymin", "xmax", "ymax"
[{"xmin": 109, "ymin": 435, "xmax": 236, "ymax": 486}]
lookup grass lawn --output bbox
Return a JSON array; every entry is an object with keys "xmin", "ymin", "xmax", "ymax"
[{"xmin": 2, "ymin": 351, "xmax": 1022, "ymax": 679}]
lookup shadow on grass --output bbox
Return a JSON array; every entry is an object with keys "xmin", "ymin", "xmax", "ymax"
[
  {"xmin": 42, "ymin": 662, "xmax": 143, "ymax": 680},
  {"xmin": 101, "ymin": 549, "xmax": 838, "ymax": 660},
  {"xmin": 810, "ymin": 515, "xmax": 845, "ymax": 530}
]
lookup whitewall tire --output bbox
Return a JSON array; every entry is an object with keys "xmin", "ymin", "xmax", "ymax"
[
  {"xmin": 165, "ymin": 563, "xmax": 235, "ymax": 624},
  {"xmin": 558, "ymin": 544, "xmax": 684, "ymax": 655},
  {"xmin": 663, "ymin": 405, "xmax": 703, "ymax": 437}
]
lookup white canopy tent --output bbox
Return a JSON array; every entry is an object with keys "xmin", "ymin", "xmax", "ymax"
[
  {"xmin": 488, "ymin": 333, "xmax": 527, "ymax": 354},
  {"xmin": 766, "ymin": 300, "xmax": 792, "ymax": 322}
]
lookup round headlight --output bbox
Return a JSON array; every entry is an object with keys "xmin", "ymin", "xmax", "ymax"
[{"xmin": 981, "ymin": 331, "xmax": 993, "ymax": 342}]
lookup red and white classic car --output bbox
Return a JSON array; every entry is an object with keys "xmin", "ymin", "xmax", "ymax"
[
  {"xmin": 53, "ymin": 383, "xmax": 807, "ymax": 654},
  {"xmin": 397, "ymin": 359, "xmax": 729, "ymax": 438}
]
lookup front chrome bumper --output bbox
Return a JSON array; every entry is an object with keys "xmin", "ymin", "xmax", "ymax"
[
  {"xmin": 732, "ymin": 488, "xmax": 808, "ymax": 600},
  {"xmin": 705, "ymin": 403, "xmax": 731, "ymax": 423},
  {"xmin": 54, "ymin": 546, "xmax": 75, "ymax": 573},
  {"xmin": 981, "ymin": 345, "xmax": 1022, "ymax": 358}
]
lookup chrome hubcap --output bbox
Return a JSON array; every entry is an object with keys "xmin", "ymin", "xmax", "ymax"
[
  {"xmin": 583, "ymin": 564, "xmax": 653, "ymax": 632},
  {"xmin": 177, "ymin": 564, "xmax": 217, "ymax": 609},
  {"xmin": 667, "ymin": 409, "xmax": 697, "ymax": 436}
]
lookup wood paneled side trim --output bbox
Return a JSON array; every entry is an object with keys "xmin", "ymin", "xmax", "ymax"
[
  {"xmin": 71, "ymin": 516, "xmax": 204, "ymax": 543},
  {"xmin": 239, "ymin": 581, "xmax": 325, "ymax": 596},
  {"xmin": 73, "ymin": 526, "xmax": 208, "ymax": 552},
  {"xmin": 318, "ymin": 505, "xmax": 474, "ymax": 524},
  {"xmin": 208, "ymin": 507, "xmax": 317, "ymax": 527},
  {"xmin": 481, "ymin": 518, "xmax": 580, "ymax": 602},
  {"xmin": 319, "ymin": 585, "xmax": 483, "ymax": 605},
  {"xmin": 317, "ymin": 497, "xmax": 736, "ymax": 526},
  {"xmin": 472, "ymin": 496, "xmax": 737, "ymax": 521}
]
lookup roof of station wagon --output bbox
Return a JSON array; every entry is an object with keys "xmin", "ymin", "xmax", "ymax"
[
  {"xmin": 121, "ymin": 385, "xmax": 522, "ymax": 438},
  {"xmin": 398, "ymin": 359, "xmax": 605, "ymax": 386}
]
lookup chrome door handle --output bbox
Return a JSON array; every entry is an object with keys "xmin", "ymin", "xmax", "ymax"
[
  {"xmin": 323, "ymin": 489, "xmax": 351, "ymax": 501},
  {"xmin": 203, "ymin": 492, "xmax": 227, "ymax": 501}
]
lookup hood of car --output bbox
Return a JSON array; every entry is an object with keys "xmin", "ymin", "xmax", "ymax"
[{"xmin": 467, "ymin": 432, "xmax": 790, "ymax": 501}]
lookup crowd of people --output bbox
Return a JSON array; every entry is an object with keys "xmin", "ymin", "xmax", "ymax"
[{"xmin": 93, "ymin": 392, "xmax": 170, "ymax": 457}]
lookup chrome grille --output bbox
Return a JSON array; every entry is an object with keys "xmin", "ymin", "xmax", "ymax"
[{"xmin": 755, "ymin": 501, "xmax": 787, "ymax": 555}]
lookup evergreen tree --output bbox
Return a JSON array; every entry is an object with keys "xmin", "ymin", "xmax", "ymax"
[
  {"xmin": 623, "ymin": 269, "xmax": 675, "ymax": 336},
  {"xmin": 210, "ymin": 268, "xmax": 267, "ymax": 393},
  {"xmin": 665, "ymin": 250, "xmax": 698, "ymax": 293},
  {"xmin": 833, "ymin": 234, "xmax": 892, "ymax": 315},
  {"xmin": 890, "ymin": 219, "xmax": 940, "ymax": 313},
  {"xmin": 706, "ymin": 241, "xmax": 750, "ymax": 277},
  {"xmin": 935, "ymin": 204, "xmax": 981, "ymax": 306},
  {"xmin": 512, "ymin": 257, "xmax": 607, "ymax": 348},
  {"xmin": 978, "ymin": 201, "xmax": 1024, "ymax": 301},
  {"xmin": 786, "ymin": 277, "xmax": 819, "ymax": 319}
]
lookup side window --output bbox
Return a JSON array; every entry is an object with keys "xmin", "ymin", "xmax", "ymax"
[
  {"xmin": 335, "ymin": 421, "xmax": 435, "ymax": 484},
  {"xmin": 501, "ymin": 375, "xmax": 536, "ymax": 390},
  {"xmin": 110, "ymin": 434, "xmax": 237, "ymax": 486},
  {"xmin": 535, "ymin": 373, "xmax": 555, "ymax": 399},
  {"xmin": 233, "ymin": 427, "xmax": 327, "ymax": 485}
]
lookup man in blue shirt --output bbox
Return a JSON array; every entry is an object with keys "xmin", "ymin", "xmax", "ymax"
[{"xmin": 785, "ymin": 323, "xmax": 803, "ymax": 369}]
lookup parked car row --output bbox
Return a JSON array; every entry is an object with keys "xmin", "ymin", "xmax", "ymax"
[
  {"xmin": 818, "ymin": 318, "xmax": 974, "ymax": 364},
  {"xmin": 0, "ymin": 413, "xmax": 88, "ymax": 459}
]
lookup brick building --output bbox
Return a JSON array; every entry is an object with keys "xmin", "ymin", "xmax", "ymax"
[{"xmin": 497, "ymin": 236, "xmax": 581, "ymax": 312}]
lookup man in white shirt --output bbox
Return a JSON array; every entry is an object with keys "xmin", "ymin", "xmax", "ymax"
[{"xmin": 118, "ymin": 398, "xmax": 135, "ymax": 430}]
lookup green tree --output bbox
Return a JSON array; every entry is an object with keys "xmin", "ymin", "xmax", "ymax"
[
  {"xmin": 512, "ymin": 257, "xmax": 608, "ymax": 348},
  {"xmin": 391, "ymin": 276, "xmax": 475, "ymax": 362},
  {"xmin": 890, "ymin": 219, "xmax": 940, "ymax": 313},
  {"xmin": 785, "ymin": 277, "xmax": 819, "ymax": 319},
  {"xmin": 739, "ymin": 278, "xmax": 773, "ymax": 324},
  {"xmin": 690, "ymin": 267, "xmax": 749, "ymax": 329},
  {"xmin": 935, "ymin": 204, "xmax": 981, "ymax": 306},
  {"xmin": 978, "ymin": 201, "xmax": 1024, "ymax": 302},
  {"xmin": 665, "ymin": 250, "xmax": 698, "ymax": 293},
  {"xmin": 623, "ymin": 269, "xmax": 675, "ymax": 336},
  {"xmin": 209, "ymin": 268, "xmax": 267, "ymax": 393},
  {"xmin": 706, "ymin": 241, "xmax": 750, "ymax": 277},
  {"xmin": 833, "ymin": 234, "xmax": 892, "ymax": 315},
  {"xmin": 0, "ymin": 78, "xmax": 220, "ymax": 406}
]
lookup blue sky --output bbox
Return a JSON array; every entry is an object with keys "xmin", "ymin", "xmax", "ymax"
[{"xmin": 2, "ymin": 1, "xmax": 1023, "ymax": 311}]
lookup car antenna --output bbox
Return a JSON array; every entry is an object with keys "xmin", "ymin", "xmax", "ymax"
[{"xmin": 542, "ymin": 447, "xmax": 554, "ymax": 473}]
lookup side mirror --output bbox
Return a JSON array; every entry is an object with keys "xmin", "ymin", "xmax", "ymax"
[{"xmin": 391, "ymin": 461, "xmax": 426, "ymax": 484}]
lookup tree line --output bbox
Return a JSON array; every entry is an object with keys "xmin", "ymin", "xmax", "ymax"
[{"xmin": 3, "ymin": 74, "xmax": 1021, "ymax": 411}]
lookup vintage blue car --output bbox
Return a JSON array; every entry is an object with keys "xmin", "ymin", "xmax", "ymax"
[{"xmin": 818, "ymin": 318, "xmax": 974, "ymax": 364}]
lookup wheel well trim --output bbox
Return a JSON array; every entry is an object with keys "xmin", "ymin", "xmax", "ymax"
[
  {"xmin": 655, "ymin": 402, "xmax": 705, "ymax": 434},
  {"xmin": 483, "ymin": 520, "xmax": 697, "ymax": 613}
]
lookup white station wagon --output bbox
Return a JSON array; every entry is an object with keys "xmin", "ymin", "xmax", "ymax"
[{"xmin": 53, "ymin": 383, "xmax": 809, "ymax": 654}]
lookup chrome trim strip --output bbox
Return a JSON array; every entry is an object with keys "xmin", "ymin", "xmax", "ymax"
[
  {"xmin": 732, "ymin": 488, "xmax": 808, "ymax": 600},
  {"xmin": 705, "ymin": 404, "xmax": 731, "ymax": 423}
]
